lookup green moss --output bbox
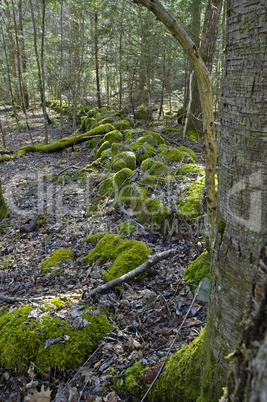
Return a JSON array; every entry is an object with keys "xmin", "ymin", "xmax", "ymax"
[
  {"xmin": 95, "ymin": 141, "xmax": 111, "ymax": 159},
  {"xmin": 136, "ymin": 135, "xmax": 158, "ymax": 148},
  {"xmin": 0, "ymin": 154, "xmax": 14, "ymax": 163},
  {"xmin": 145, "ymin": 131, "xmax": 166, "ymax": 145},
  {"xmin": 134, "ymin": 106, "xmax": 152, "ymax": 120},
  {"xmin": 56, "ymin": 170, "xmax": 87, "ymax": 185},
  {"xmin": 118, "ymin": 222, "xmax": 136, "ymax": 236},
  {"xmin": 141, "ymin": 158, "xmax": 173, "ymax": 177},
  {"xmin": 187, "ymin": 129, "xmax": 201, "ymax": 142},
  {"xmin": 44, "ymin": 297, "xmax": 71, "ymax": 310},
  {"xmin": 179, "ymin": 146, "xmax": 198, "ymax": 162},
  {"xmin": 87, "ymin": 123, "xmax": 115, "ymax": 136},
  {"xmin": 0, "ymin": 304, "xmax": 112, "ymax": 372},
  {"xmin": 114, "ymin": 361, "xmax": 149, "ymax": 399},
  {"xmin": 86, "ymin": 137, "xmax": 99, "ymax": 149},
  {"xmin": 150, "ymin": 329, "xmax": 206, "ymax": 401},
  {"xmin": 139, "ymin": 175, "xmax": 169, "ymax": 188},
  {"xmin": 103, "ymin": 130, "xmax": 123, "ymax": 144},
  {"xmin": 98, "ymin": 172, "xmax": 115, "ymax": 195},
  {"xmin": 177, "ymin": 177, "xmax": 205, "ymax": 221},
  {"xmin": 163, "ymin": 127, "xmax": 182, "ymax": 135},
  {"xmin": 41, "ymin": 248, "xmax": 74, "ymax": 274},
  {"xmin": 183, "ymin": 252, "xmax": 211, "ymax": 284},
  {"xmin": 217, "ymin": 217, "xmax": 226, "ymax": 234},
  {"xmin": 158, "ymin": 144, "xmax": 168, "ymax": 152},
  {"xmin": 111, "ymin": 142, "xmax": 125, "ymax": 157},
  {"xmin": 137, "ymin": 198, "xmax": 170, "ymax": 225},
  {"xmin": 164, "ymin": 147, "xmax": 196, "ymax": 163},
  {"xmin": 176, "ymin": 164, "xmax": 204, "ymax": 177},
  {"xmin": 112, "ymin": 151, "xmax": 136, "ymax": 171},
  {"xmin": 113, "ymin": 168, "xmax": 134, "ymax": 190},
  {"xmin": 124, "ymin": 129, "xmax": 135, "ymax": 143},
  {"xmin": 83, "ymin": 233, "xmax": 150, "ymax": 282},
  {"xmin": 130, "ymin": 142, "xmax": 157, "ymax": 162},
  {"xmin": 113, "ymin": 120, "xmax": 132, "ymax": 131}
]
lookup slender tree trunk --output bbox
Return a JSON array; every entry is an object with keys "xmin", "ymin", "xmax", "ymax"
[
  {"xmin": 18, "ymin": 0, "xmax": 29, "ymax": 109},
  {"xmin": 188, "ymin": 0, "xmax": 224, "ymax": 133},
  {"xmin": 94, "ymin": 11, "xmax": 101, "ymax": 109},
  {"xmin": 29, "ymin": 0, "xmax": 48, "ymax": 143},
  {"xmin": 134, "ymin": 0, "xmax": 217, "ymax": 246}
]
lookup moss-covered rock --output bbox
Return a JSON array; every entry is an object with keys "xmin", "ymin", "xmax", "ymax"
[
  {"xmin": 41, "ymin": 248, "xmax": 74, "ymax": 274},
  {"xmin": 113, "ymin": 120, "xmax": 132, "ymax": 131},
  {"xmin": 118, "ymin": 222, "xmax": 136, "ymax": 236},
  {"xmin": 136, "ymin": 135, "xmax": 158, "ymax": 148},
  {"xmin": 86, "ymin": 137, "xmax": 99, "ymax": 149},
  {"xmin": 124, "ymin": 129, "xmax": 135, "ymax": 143},
  {"xmin": 145, "ymin": 131, "xmax": 166, "ymax": 145},
  {"xmin": 95, "ymin": 141, "xmax": 111, "ymax": 159},
  {"xmin": 130, "ymin": 142, "xmax": 157, "ymax": 162},
  {"xmin": 175, "ymin": 164, "xmax": 204, "ymax": 177},
  {"xmin": 98, "ymin": 172, "xmax": 115, "ymax": 195},
  {"xmin": 177, "ymin": 177, "xmax": 205, "ymax": 221},
  {"xmin": 178, "ymin": 146, "xmax": 198, "ymax": 163},
  {"xmin": 103, "ymin": 130, "xmax": 123, "ymax": 144},
  {"xmin": 87, "ymin": 123, "xmax": 115, "ymax": 136},
  {"xmin": 183, "ymin": 251, "xmax": 211, "ymax": 284},
  {"xmin": 134, "ymin": 106, "xmax": 152, "ymax": 120},
  {"xmin": 0, "ymin": 154, "xmax": 14, "ymax": 163},
  {"xmin": 187, "ymin": 129, "xmax": 201, "ymax": 142},
  {"xmin": 136, "ymin": 198, "xmax": 170, "ymax": 226},
  {"xmin": 165, "ymin": 148, "xmax": 190, "ymax": 163},
  {"xmin": 0, "ymin": 304, "xmax": 112, "ymax": 372},
  {"xmin": 111, "ymin": 142, "xmax": 125, "ymax": 157},
  {"xmin": 113, "ymin": 168, "xmax": 134, "ymax": 190},
  {"xmin": 139, "ymin": 175, "xmax": 170, "ymax": 188},
  {"xmin": 141, "ymin": 158, "xmax": 173, "ymax": 177},
  {"xmin": 150, "ymin": 328, "xmax": 206, "ymax": 401},
  {"xmin": 112, "ymin": 151, "xmax": 136, "ymax": 171},
  {"xmin": 83, "ymin": 233, "xmax": 150, "ymax": 282}
]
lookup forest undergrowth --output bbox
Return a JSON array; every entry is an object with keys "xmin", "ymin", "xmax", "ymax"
[{"xmin": 0, "ymin": 105, "xmax": 208, "ymax": 401}]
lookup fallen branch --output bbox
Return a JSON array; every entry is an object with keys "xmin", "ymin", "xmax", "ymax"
[
  {"xmin": 89, "ymin": 248, "xmax": 178, "ymax": 298},
  {"xmin": 0, "ymin": 293, "xmax": 27, "ymax": 303}
]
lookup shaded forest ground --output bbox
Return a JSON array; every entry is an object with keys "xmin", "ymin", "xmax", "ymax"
[{"xmin": 0, "ymin": 106, "xmax": 208, "ymax": 401}]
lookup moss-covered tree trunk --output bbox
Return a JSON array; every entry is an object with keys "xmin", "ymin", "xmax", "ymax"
[
  {"xmin": 0, "ymin": 181, "xmax": 7, "ymax": 221},
  {"xmin": 148, "ymin": 0, "xmax": 267, "ymax": 400}
]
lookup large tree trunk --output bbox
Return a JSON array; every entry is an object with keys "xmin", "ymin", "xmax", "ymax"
[
  {"xmin": 0, "ymin": 181, "xmax": 7, "ymax": 221},
  {"xmin": 143, "ymin": 0, "xmax": 266, "ymax": 400}
]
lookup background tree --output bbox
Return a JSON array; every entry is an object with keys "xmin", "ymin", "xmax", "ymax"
[
  {"xmin": 0, "ymin": 180, "xmax": 7, "ymax": 221},
  {"xmin": 133, "ymin": 0, "xmax": 266, "ymax": 400}
]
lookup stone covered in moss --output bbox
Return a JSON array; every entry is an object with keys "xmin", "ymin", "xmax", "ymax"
[
  {"xmin": 136, "ymin": 198, "xmax": 170, "ymax": 226},
  {"xmin": 41, "ymin": 248, "xmax": 74, "ymax": 274},
  {"xmin": 87, "ymin": 123, "xmax": 115, "ymax": 136},
  {"xmin": 130, "ymin": 142, "xmax": 157, "ymax": 162},
  {"xmin": 150, "ymin": 328, "xmax": 206, "ymax": 401},
  {"xmin": 98, "ymin": 172, "xmax": 115, "ymax": 195},
  {"xmin": 139, "ymin": 175, "xmax": 170, "ymax": 188},
  {"xmin": 111, "ymin": 142, "xmax": 125, "ymax": 157},
  {"xmin": 112, "ymin": 151, "xmax": 136, "ymax": 171},
  {"xmin": 118, "ymin": 222, "xmax": 136, "ymax": 236},
  {"xmin": 141, "ymin": 158, "xmax": 173, "ymax": 177},
  {"xmin": 165, "ymin": 148, "xmax": 190, "ymax": 163},
  {"xmin": 86, "ymin": 137, "xmax": 99, "ymax": 149},
  {"xmin": 103, "ymin": 130, "xmax": 123, "ymax": 144},
  {"xmin": 124, "ymin": 129, "xmax": 135, "ymax": 143},
  {"xmin": 95, "ymin": 141, "xmax": 111, "ymax": 159},
  {"xmin": 83, "ymin": 233, "xmax": 150, "ymax": 282},
  {"xmin": 136, "ymin": 135, "xmax": 158, "ymax": 148},
  {"xmin": 177, "ymin": 177, "xmax": 205, "ymax": 221},
  {"xmin": 113, "ymin": 120, "xmax": 132, "ymax": 131},
  {"xmin": 183, "ymin": 251, "xmax": 211, "ymax": 284},
  {"xmin": 0, "ymin": 154, "xmax": 14, "ymax": 163},
  {"xmin": 187, "ymin": 129, "xmax": 201, "ymax": 142},
  {"xmin": 145, "ymin": 131, "xmax": 166, "ymax": 145},
  {"xmin": 176, "ymin": 164, "xmax": 204, "ymax": 177},
  {"xmin": 179, "ymin": 146, "xmax": 198, "ymax": 162},
  {"xmin": 113, "ymin": 168, "xmax": 134, "ymax": 191},
  {"xmin": 0, "ymin": 304, "xmax": 112, "ymax": 372}
]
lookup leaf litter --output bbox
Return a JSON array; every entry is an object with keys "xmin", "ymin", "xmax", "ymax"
[{"xmin": 0, "ymin": 107, "xmax": 207, "ymax": 401}]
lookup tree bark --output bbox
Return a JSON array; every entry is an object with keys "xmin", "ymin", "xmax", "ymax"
[
  {"xmin": 0, "ymin": 181, "xmax": 7, "ymax": 221},
  {"xmin": 189, "ymin": 0, "xmax": 224, "ymax": 133},
  {"xmin": 133, "ymin": 0, "xmax": 217, "ymax": 246}
]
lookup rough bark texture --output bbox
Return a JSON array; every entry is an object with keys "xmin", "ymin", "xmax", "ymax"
[
  {"xmin": 0, "ymin": 180, "xmax": 7, "ymax": 221},
  {"xmin": 204, "ymin": 0, "xmax": 267, "ymax": 398}
]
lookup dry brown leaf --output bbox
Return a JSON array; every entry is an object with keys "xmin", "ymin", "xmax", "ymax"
[{"xmin": 24, "ymin": 385, "xmax": 51, "ymax": 402}]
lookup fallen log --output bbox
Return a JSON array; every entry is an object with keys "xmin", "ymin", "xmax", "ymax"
[{"xmin": 89, "ymin": 248, "xmax": 178, "ymax": 298}]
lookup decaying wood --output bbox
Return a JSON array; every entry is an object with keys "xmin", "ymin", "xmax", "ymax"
[
  {"xmin": 0, "ymin": 293, "xmax": 27, "ymax": 302},
  {"xmin": 89, "ymin": 248, "xmax": 178, "ymax": 298}
]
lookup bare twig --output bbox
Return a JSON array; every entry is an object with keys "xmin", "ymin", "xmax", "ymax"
[{"xmin": 89, "ymin": 248, "xmax": 178, "ymax": 298}]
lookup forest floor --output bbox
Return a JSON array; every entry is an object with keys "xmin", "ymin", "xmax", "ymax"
[{"xmin": 0, "ymin": 106, "xmax": 207, "ymax": 401}]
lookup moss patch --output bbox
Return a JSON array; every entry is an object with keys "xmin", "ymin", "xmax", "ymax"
[
  {"xmin": 217, "ymin": 217, "xmax": 226, "ymax": 234},
  {"xmin": 0, "ymin": 154, "xmax": 14, "ymax": 163},
  {"xmin": 114, "ymin": 361, "xmax": 149, "ymax": 399},
  {"xmin": 83, "ymin": 233, "xmax": 150, "ymax": 282},
  {"xmin": 41, "ymin": 248, "xmax": 74, "ymax": 274},
  {"xmin": 176, "ymin": 164, "xmax": 204, "ymax": 177},
  {"xmin": 177, "ymin": 177, "xmax": 205, "ymax": 221},
  {"xmin": 145, "ymin": 131, "xmax": 166, "ymax": 145},
  {"xmin": 141, "ymin": 158, "xmax": 173, "ymax": 177},
  {"xmin": 118, "ymin": 222, "xmax": 136, "ymax": 236},
  {"xmin": 113, "ymin": 120, "xmax": 132, "ymax": 131},
  {"xmin": 150, "ymin": 328, "xmax": 206, "ymax": 401},
  {"xmin": 136, "ymin": 135, "xmax": 158, "ymax": 148},
  {"xmin": 112, "ymin": 151, "xmax": 136, "ymax": 171},
  {"xmin": 103, "ymin": 130, "xmax": 123, "ymax": 144},
  {"xmin": 0, "ymin": 304, "xmax": 112, "ymax": 372},
  {"xmin": 183, "ymin": 251, "xmax": 211, "ymax": 284}
]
